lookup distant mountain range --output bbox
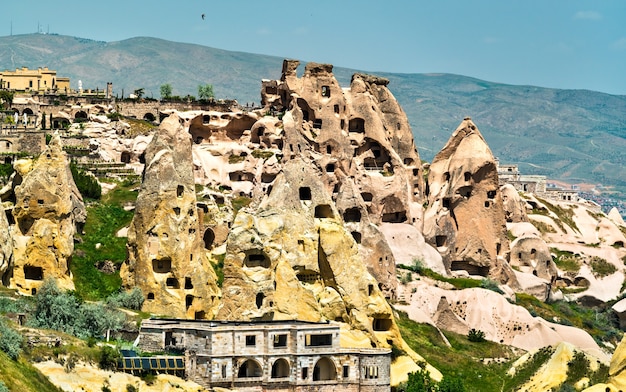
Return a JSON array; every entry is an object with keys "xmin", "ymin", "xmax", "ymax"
[{"xmin": 1, "ymin": 33, "xmax": 625, "ymax": 194}]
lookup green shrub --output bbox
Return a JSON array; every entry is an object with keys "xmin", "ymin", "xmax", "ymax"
[
  {"xmin": 99, "ymin": 346, "xmax": 121, "ymax": 371},
  {"xmin": 467, "ymin": 328, "xmax": 486, "ymax": 343},
  {"xmin": 106, "ymin": 288, "xmax": 145, "ymax": 310},
  {"xmin": 551, "ymin": 248, "xmax": 581, "ymax": 272},
  {"xmin": 438, "ymin": 375, "xmax": 466, "ymax": 392},
  {"xmin": 30, "ymin": 279, "xmax": 123, "ymax": 339},
  {"xmin": 400, "ymin": 367, "xmax": 437, "ymax": 392},
  {"xmin": 480, "ymin": 279, "xmax": 504, "ymax": 294},
  {"xmin": 141, "ymin": 371, "xmax": 157, "ymax": 386},
  {"xmin": 0, "ymin": 318, "xmax": 23, "ymax": 360},
  {"xmin": 228, "ymin": 154, "xmax": 246, "ymax": 164},
  {"xmin": 251, "ymin": 149, "xmax": 274, "ymax": 160},
  {"xmin": 0, "ymin": 381, "xmax": 8, "ymax": 392},
  {"xmin": 589, "ymin": 256, "xmax": 617, "ymax": 278},
  {"xmin": 70, "ymin": 162, "xmax": 101, "ymax": 200}
]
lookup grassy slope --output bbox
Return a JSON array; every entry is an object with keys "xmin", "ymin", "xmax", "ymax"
[
  {"xmin": 71, "ymin": 179, "xmax": 138, "ymax": 300},
  {"xmin": 396, "ymin": 311, "xmax": 518, "ymax": 392},
  {"xmin": 0, "ymin": 351, "xmax": 62, "ymax": 392}
]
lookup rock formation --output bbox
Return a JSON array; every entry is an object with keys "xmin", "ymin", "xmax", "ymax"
[
  {"xmin": 0, "ymin": 201, "xmax": 12, "ymax": 285},
  {"xmin": 257, "ymin": 60, "xmax": 426, "ymax": 298},
  {"xmin": 514, "ymin": 343, "xmax": 606, "ymax": 392},
  {"xmin": 120, "ymin": 114, "xmax": 220, "ymax": 319},
  {"xmin": 583, "ymin": 335, "xmax": 626, "ymax": 391},
  {"xmin": 9, "ymin": 134, "xmax": 85, "ymax": 294},
  {"xmin": 217, "ymin": 157, "xmax": 434, "ymax": 381},
  {"xmin": 423, "ymin": 118, "xmax": 518, "ymax": 287},
  {"xmin": 396, "ymin": 278, "xmax": 606, "ymax": 359},
  {"xmin": 501, "ymin": 183, "xmax": 529, "ymax": 223}
]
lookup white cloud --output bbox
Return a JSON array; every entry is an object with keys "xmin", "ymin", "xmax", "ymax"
[
  {"xmin": 573, "ymin": 11, "xmax": 602, "ymax": 21},
  {"xmin": 611, "ymin": 37, "xmax": 626, "ymax": 51},
  {"xmin": 256, "ymin": 28, "xmax": 271, "ymax": 35}
]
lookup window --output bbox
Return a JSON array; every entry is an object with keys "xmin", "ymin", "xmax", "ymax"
[
  {"xmin": 222, "ymin": 364, "xmax": 227, "ymax": 378},
  {"xmin": 343, "ymin": 365, "xmax": 349, "ymax": 378},
  {"xmin": 321, "ymin": 85, "xmax": 330, "ymax": 97},
  {"xmin": 299, "ymin": 187, "xmax": 312, "ymax": 200},
  {"xmin": 305, "ymin": 334, "xmax": 332, "ymax": 347},
  {"xmin": 246, "ymin": 335, "xmax": 256, "ymax": 346},
  {"xmin": 364, "ymin": 366, "xmax": 379, "ymax": 379},
  {"xmin": 302, "ymin": 367, "xmax": 308, "ymax": 380},
  {"xmin": 273, "ymin": 334, "xmax": 287, "ymax": 347}
]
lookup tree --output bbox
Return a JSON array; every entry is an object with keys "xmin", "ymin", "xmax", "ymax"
[
  {"xmin": 400, "ymin": 367, "xmax": 437, "ymax": 392},
  {"xmin": 160, "ymin": 84, "xmax": 172, "ymax": 100},
  {"xmin": 0, "ymin": 91, "xmax": 13, "ymax": 110},
  {"xmin": 198, "ymin": 83, "xmax": 215, "ymax": 100},
  {"xmin": 133, "ymin": 88, "xmax": 145, "ymax": 99}
]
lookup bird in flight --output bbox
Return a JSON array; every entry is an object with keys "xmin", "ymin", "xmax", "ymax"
[{"xmin": 201, "ymin": 13, "xmax": 205, "ymax": 20}]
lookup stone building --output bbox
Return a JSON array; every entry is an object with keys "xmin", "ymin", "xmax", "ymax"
[
  {"xmin": 0, "ymin": 67, "xmax": 69, "ymax": 92},
  {"xmin": 138, "ymin": 318, "xmax": 390, "ymax": 392}
]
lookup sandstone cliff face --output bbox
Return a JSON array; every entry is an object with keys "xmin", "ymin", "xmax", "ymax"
[
  {"xmin": 0, "ymin": 202, "xmax": 12, "ymax": 285},
  {"xmin": 256, "ymin": 60, "xmax": 426, "ymax": 298},
  {"xmin": 423, "ymin": 118, "xmax": 517, "ymax": 287},
  {"xmin": 217, "ymin": 158, "xmax": 426, "ymax": 379},
  {"xmin": 120, "ymin": 114, "xmax": 220, "ymax": 319},
  {"xmin": 582, "ymin": 335, "xmax": 626, "ymax": 391},
  {"xmin": 501, "ymin": 183, "xmax": 529, "ymax": 223},
  {"xmin": 9, "ymin": 134, "xmax": 84, "ymax": 294},
  {"xmin": 218, "ymin": 159, "xmax": 396, "ymax": 340}
]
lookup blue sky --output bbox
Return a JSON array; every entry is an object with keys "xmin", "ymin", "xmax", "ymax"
[{"xmin": 2, "ymin": 0, "xmax": 625, "ymax": 95}]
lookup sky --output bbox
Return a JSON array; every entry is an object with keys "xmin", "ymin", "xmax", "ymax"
[{"xmin": 2, "ymin": 0, "xmax": 625, "ymax": 95}]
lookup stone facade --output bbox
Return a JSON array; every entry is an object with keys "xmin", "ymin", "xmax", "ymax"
[
  {"xmin": 138, "ymin": 319, "xmax": 390, "ymax": 392},
  {"xmin": 0, "ymin": 130, "xmax": 46, "ymax": 156},
  {"xmin": 0, "ymin": 67, "xmax": 69, "ymax": 92}
]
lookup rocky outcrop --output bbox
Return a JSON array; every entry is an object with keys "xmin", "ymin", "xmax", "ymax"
[
  {"xmin": 510, "ymin": 236, "xmax": 553, "ymax": 279},
  {"xmin": 218, "ymin": 159, "xmax": 395, "ymax": 339},
  {"xmin": 217, "ymin": 158, "xmax": 432, "ymax": 380},
  {"xmin": 608, "ymin": 207, "xmax": 625, "ymax": 227},
  {"xmin": 9, "ymin": 134, "xmax": 85, "ymax": 294},
  {"xmin": 514, "ymin": 343, "xmax": 606, "ymax": 392},
  {"xmin": 423, "ymin": 118, "xmax": 517, "ymax": 287},
  {"xmin": 583, "ymin": 335, "xmax": 626, "ymax": 391},
  {"xmin": 501, "ymin": 183, "xmax": 529, "ymax": 223},
  {"xmin": 397, "ymin": 278, "xmax": 605, "ymax": 359},
  {"xmin": 0, "ymin": 202, "xmax": 12, "ymax": 285},
  {"xmin": 120, "ymin": 114, "xmax": 220, "ymax": 319}
]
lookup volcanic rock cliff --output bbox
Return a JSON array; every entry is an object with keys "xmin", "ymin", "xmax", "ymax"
[
  {"xmin": 423, "ymin": 118, "xmax": 518, "ymax": 287},
  {"xmin": 9, "ymin": 134, "xmax": 85, "ymax": 294},
  {"xmin": 120, "ymin": 114, "xmax": 221, "ymax": 319}
]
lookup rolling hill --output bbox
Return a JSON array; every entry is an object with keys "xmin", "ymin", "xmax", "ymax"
[{"xmin": 1, "ymin": 33, "xmax": 625, "ymax": 194}]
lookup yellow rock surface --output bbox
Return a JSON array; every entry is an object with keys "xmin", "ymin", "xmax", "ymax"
[
  {"xmin": 584, "ymin": 335, "xmax": 626, "ymax": 391},
  {"xmin": 35, "ymin": 361, "xmax": 205, "ymax": 392},
  {"xmin": 516, "ymin": 342, "xmax": 603, "ymax": 392}
]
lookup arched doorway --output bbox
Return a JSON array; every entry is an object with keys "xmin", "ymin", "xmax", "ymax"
[
  {"xmin": 313, "ymin": 357, "xmax": 336, "ymax": 381},
  {"xmin": 271, "ymin": 358, "xmax": 290, "ymax": 378},
  {"xmin": 144, "ymin": 112, "xmax": 156, "ymax": 122},
  {"xmin": 237, "ymin": 359, "xmax": 262, "ymax": 378},
  {"xmin": 120, "ymin": 151, "xmax": 132, "ymax": 164},
  {"xmin": 203, "ymin": 228, "xmax": 215, "ymax": 249},
  {"xmin": 75, "ymin": 111, "xmax": 88, "ymax": 120}
]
